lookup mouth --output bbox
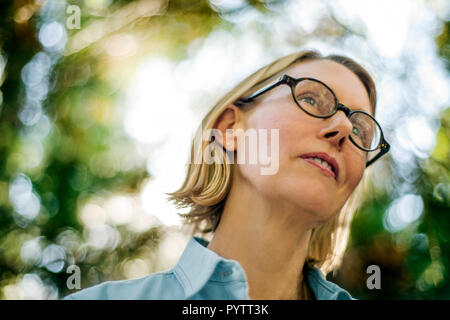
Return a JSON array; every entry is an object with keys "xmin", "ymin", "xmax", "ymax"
[{"xmin": 299, "ymin": 152, "xmax": 339, "ymax": 180}]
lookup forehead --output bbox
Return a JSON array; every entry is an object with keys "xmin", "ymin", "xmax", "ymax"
[{"xmin": 285, "ymin": 59, "xmax": 372, "ymax": 115}]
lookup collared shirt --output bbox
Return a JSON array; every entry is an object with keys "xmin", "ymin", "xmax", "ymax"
[{"xmin": 63, "ymin": 236, "xmax": 355, "ymax": 300}]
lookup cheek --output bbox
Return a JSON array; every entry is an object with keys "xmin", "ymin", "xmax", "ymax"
[
  {"xmin": 246, "ymin": 105, "xmax": 308, "ymax": 158},
  {"xmin": 246, "ymin": 105, "xmax": 285, "ymax": 131},
  {"xmin": 237, "ymin": 107, "xmax": 294, "ymax": 191},
  {"xmin": 237, "ymin": 109, "xmax": 316, "ymax": 198},
  {"xmin": 345, "ymin": 155, "xmax": 365, "ymax": 191}
]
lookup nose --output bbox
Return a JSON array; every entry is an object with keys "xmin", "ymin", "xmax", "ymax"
[{"xmin": 319, "ymin": 110, "xmax": 353, "ymax": 150}]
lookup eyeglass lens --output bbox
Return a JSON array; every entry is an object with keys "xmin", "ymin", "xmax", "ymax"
[{"xmin": 294, "ymin": 80, "xmax": 381, "ymax": 151}]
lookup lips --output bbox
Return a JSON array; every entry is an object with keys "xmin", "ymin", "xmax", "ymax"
[{"xmin": 300, "ymin": 152, "xmax": 339, "ymax": 180}]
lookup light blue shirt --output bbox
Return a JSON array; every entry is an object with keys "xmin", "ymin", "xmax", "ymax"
[{"xmin": 63, "ymin": 236, "xmax": 355, "ymax": 300}]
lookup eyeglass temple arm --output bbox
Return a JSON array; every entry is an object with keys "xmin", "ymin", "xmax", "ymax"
[
  {"xmin": 366, "ymin": 140, "xmax": 390, "ymax": 168},
  {"xmin": 240, "ymin": 75, "xmax": 289, "ymax": 103}
]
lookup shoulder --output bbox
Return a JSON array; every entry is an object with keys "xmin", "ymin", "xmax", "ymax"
[{"xmin": 63, "ymin": 269, "xmax": 185, "ymax": 300}]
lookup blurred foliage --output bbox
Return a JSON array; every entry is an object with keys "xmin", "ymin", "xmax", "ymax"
[
  {"xmin": 0, "ymin": 0, "xmax": 161, "ymax": 299},
  {"xmin": 0, "ymin": 0, "xmax": 449, "ymax": 300},
  {"xmin": 436, "ymin": 20, "xmax": 450, "ymax": 72}
]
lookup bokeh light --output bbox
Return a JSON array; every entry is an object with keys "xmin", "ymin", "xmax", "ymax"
[{"xmin": 383, "ymin": 194, "xmax": 424, "ymax": 232}]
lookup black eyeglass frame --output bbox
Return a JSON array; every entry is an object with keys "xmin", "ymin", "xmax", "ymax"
[{"xmin": 237, "ymin": 74, "xmax": 390, "ymax": 168}]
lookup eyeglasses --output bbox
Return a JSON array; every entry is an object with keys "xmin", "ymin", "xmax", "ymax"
[{"xmin": 236, "ymin": 74, "xmax": 390, "ymax": 168}]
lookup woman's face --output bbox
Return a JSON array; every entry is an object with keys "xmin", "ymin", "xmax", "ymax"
[{"xmin": 236, "ymin": 59, "xmax": 372, "ymax": 223}]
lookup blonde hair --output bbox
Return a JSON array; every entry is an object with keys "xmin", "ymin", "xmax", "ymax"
[{"xmin": 167, "ymin": 49, "xmax": 376, "ymax": 276}]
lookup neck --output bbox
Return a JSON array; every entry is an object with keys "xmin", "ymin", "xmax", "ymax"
[{"xmin": 207, "ymin": 171, "xmax": 315, "ymax": 300}]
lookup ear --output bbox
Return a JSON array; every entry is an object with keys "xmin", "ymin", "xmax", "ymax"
[{"xmin": 212, "ymin": 104, "xmax": 243, "ymax": 152}]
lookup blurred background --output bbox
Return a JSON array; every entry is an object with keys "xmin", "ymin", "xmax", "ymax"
[{"xmin": 0, "ymin": 0, "xmax": 449, "ymax": 300}]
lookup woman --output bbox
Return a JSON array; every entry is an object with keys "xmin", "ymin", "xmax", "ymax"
[{"xmin": 64, "ymin": 50, "xmax": 390, "ymax": 300}]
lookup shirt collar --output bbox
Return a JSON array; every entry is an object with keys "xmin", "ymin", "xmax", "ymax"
[
  {"xmin": 307, "ymin": 266, "xmax": 354, "ymax": 300},
  {"xmin": 173, "ymin": 236, "xmax": 353, "ymax": 300},
  {"xmin": 173, "ymin": 236, "xmax": 246, "ymax": 299}
]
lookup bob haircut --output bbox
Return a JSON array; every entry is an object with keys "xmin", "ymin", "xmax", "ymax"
[{"xmin": 167, "ymin": 49, "xmax": 376, "ymax": 276}]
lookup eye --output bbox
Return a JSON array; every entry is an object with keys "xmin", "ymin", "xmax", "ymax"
[
  {"xmin": 300, "ymin": 97, "xmax": 316, "ymax": 106},
  {"xmin": 352, "ymin": 125, "xmax": 370, "ymax": 146}
]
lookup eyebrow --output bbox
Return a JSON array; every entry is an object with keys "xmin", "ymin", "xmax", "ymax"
[{"xmin": 349, "ymin": 106, "xmax": 371, "ymax": 113}]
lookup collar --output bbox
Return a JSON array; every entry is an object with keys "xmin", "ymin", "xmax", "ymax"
[
  {"xmin": 173, "ymin": 236, "xmax": 248, "ymax": 299},
  {"xmin": 307, "ymin": 265, "xmax": 354, "ymax": 300},
  {"xmin": 173, "ymin": 236, "xmax": 353, "ymax": 300}
]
